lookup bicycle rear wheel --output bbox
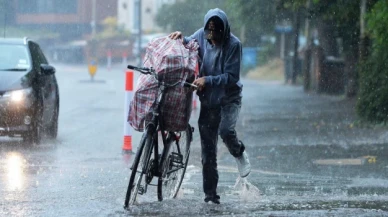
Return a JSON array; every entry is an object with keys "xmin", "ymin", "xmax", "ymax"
[
  {"xmin": 157, "ymin": 125, "xmax": 192, "ymax": 201},
  {"xmin": 124, "ymin": 130, "xmax": 154, "ymax": 209}
]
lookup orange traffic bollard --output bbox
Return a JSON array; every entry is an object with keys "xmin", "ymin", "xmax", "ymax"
[{"xmin": 123, "ymin": 70, "xmax": 134, "ymax": 154}]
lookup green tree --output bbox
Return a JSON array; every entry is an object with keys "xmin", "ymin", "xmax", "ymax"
[
  {"xmin": 227, "ymin": 0, "xmax": 277, "ymax": 46},
  {"xmin": 155, "ymin": 0, "xmax": 277, "ymax": 46},
  {"xmin": 279, "ymin": 0, "xmax": 380, "ymax": 96},
  {"xmin": 96, "ymin": 17, "xmax": 130, "ymax": 40},
  {"xmin": 277, "ymin": 0, "xmax": 362, "ymax": 56},
  {"xmin": 155, "ymin": 0, "xmax": 226, "ymax": 37},
  {"xmin": 356, "ymin": 0, "xmax": 388, "ymax": 123}
]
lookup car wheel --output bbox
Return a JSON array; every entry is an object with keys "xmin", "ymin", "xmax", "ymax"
[
  {"xmin": 47, "ymin": 105, "xmax": 59, "ymax": 139},
  {"xmin": 23, "ymin": 107, "xmax": 43, "ymax": 145}
]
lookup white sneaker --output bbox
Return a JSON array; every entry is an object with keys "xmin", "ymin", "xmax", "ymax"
[{"xmin": 235, "ymin": 151, "xmax": 251, "ymax": 177}]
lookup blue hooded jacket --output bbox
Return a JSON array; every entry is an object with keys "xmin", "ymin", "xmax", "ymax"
[{"xmin": 184, "ymin": 8, "xmax": 243, "ymax": 108}]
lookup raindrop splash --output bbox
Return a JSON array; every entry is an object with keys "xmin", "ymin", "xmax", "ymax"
[{"xmin": 233, "ymin": 176, "xmax": 261, "ymax": 202}]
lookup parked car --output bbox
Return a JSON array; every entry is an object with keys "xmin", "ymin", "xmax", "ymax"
[{"xmin": 0, "ymin": 37, "xmax": 60, "ymax": 144}]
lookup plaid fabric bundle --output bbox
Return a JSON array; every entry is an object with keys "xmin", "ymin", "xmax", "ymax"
[{"xmin": 128, "ymin": 36, "xmax": 199, "ymax": 132}]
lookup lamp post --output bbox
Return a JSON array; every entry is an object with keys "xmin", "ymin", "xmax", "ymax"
[
  {"xmin": 359, "ymin": 0, "xmax": 367, "ymax": 61},
  {"xmin": 135, "ymin": 0, "xmax": 142, "ymax": 66},
  {"xmin": 292, "ymin": 8, "xmax": 301, "ymax": 85}
]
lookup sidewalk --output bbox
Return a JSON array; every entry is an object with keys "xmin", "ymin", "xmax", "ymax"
[
  {"xmin": 189, "ymin": 79, "xmax": 388, "ymax": 165},
  {"xmin": 238, "ymin": 79, "xmax": 387, "ymax": 147}
]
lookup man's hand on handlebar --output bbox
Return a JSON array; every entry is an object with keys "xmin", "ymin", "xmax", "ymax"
[
  {"xmin": 184, "ymin": 82, "xmax": 198, "ymax": 91},
  {"xmin": 169, "ymin": 31, "xmax": 182, "ymax": 40},
  {"xmin": 193, "ymin": 77, "xmax": 205, "ymax": 91}
]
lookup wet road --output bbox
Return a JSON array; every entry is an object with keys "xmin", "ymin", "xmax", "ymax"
[{"xmin": 1, "ymin": 64, "xmax": 388, "ymax": 216}]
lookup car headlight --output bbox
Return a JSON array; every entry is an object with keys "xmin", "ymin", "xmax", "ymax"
[{"xmin": 3, "ymin": 88, "xmax": 32, "ymax": 102}]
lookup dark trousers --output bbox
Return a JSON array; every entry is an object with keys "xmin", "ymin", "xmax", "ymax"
[{"xmin": 198, "ymin": 98, "xmax": 245, "ymax": 197}]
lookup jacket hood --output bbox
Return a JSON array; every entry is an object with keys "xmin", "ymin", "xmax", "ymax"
[{"xmin": 203, "ymin": 8, "xmax": 231, "ymax": 45}]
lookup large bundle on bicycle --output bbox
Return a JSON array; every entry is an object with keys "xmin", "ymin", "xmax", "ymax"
[{"xmin": 128, "ymin": 36, "xmax": 199, "ymax": 132}]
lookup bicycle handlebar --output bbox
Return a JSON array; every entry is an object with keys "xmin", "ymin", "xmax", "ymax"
[
  {"xmin": 127, "ymin": 64, "xmax": 154, "ymax": 75},
  {"xmin": 127, "ymin": 64, "xmax": 198, "ymax": 90},
  {"xmin": 127, "ymin": 65, "xmax": 136, "ymax": 70}
]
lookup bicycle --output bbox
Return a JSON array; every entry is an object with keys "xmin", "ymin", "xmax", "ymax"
[{"xmin": 124, "ymin": 64, "xmax": 197, "ymax": 209}]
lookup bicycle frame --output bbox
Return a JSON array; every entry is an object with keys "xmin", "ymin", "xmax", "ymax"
[
  {"xmin": 126, "ymin": 64, "xmax": 195, "ymax": 199},
  {"xmin": 143, "ymin": 79, "xmax": 185, "ymax": 184}
]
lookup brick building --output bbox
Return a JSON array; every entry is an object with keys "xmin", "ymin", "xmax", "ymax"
[{"xmin": 10, "ymin": 0, "xmax": 118, "ymax": 40}]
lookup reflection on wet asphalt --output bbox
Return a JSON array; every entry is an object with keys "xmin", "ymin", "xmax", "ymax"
[{"xmin": 0, "ymin": 66, "xmax": 388, "ymax": 216}]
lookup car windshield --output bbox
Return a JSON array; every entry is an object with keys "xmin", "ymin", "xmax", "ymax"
[{"xmin": 0, "ymin": 44, "xmax": 31, "ymax": 71}]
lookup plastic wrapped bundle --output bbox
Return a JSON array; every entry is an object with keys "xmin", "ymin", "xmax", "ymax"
[{"xmin": 128, "ymin": 36, "xmax": 199, "ymax": 132}]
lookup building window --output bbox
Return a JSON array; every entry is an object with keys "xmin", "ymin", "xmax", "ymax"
[{"xmin": 17, "ymin": 0, "xmax": 77, "ymax": 14}]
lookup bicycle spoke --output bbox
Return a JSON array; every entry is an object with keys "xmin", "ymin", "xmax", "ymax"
[
  {"xmin": 158, "ymin": 125, "xmax": 192, "ymax": 200},
  {"xmin": 124, "ymin": 131, "xmax": 154, "ymax": 208}
]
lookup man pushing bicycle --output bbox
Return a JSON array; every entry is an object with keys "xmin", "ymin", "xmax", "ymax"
[{"xmin": 169, "ymin": 8, "xmax": 251, "ymax": 204}]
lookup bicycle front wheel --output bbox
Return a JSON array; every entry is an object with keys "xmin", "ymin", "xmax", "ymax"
[
  {"xmin": 124, "ymin": 130, "xmax": 154, "ymax": 209},
  {"xmin": 157, "ymin": 125, "xmax": 192, "ymax": 201}
]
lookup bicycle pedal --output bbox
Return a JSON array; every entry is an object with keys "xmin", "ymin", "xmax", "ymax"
[
  {"xmin": 171, "ymin": 152, "xmax": 183, "ymax": 164},
  {"xmin": 138, "ymin": 185, "xmax": 145, "ymax": 195}
]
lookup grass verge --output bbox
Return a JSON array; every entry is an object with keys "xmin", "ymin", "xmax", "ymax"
[{"xmin": 245, "ymin": 58, "xmax": 285, "ymax": 81}]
